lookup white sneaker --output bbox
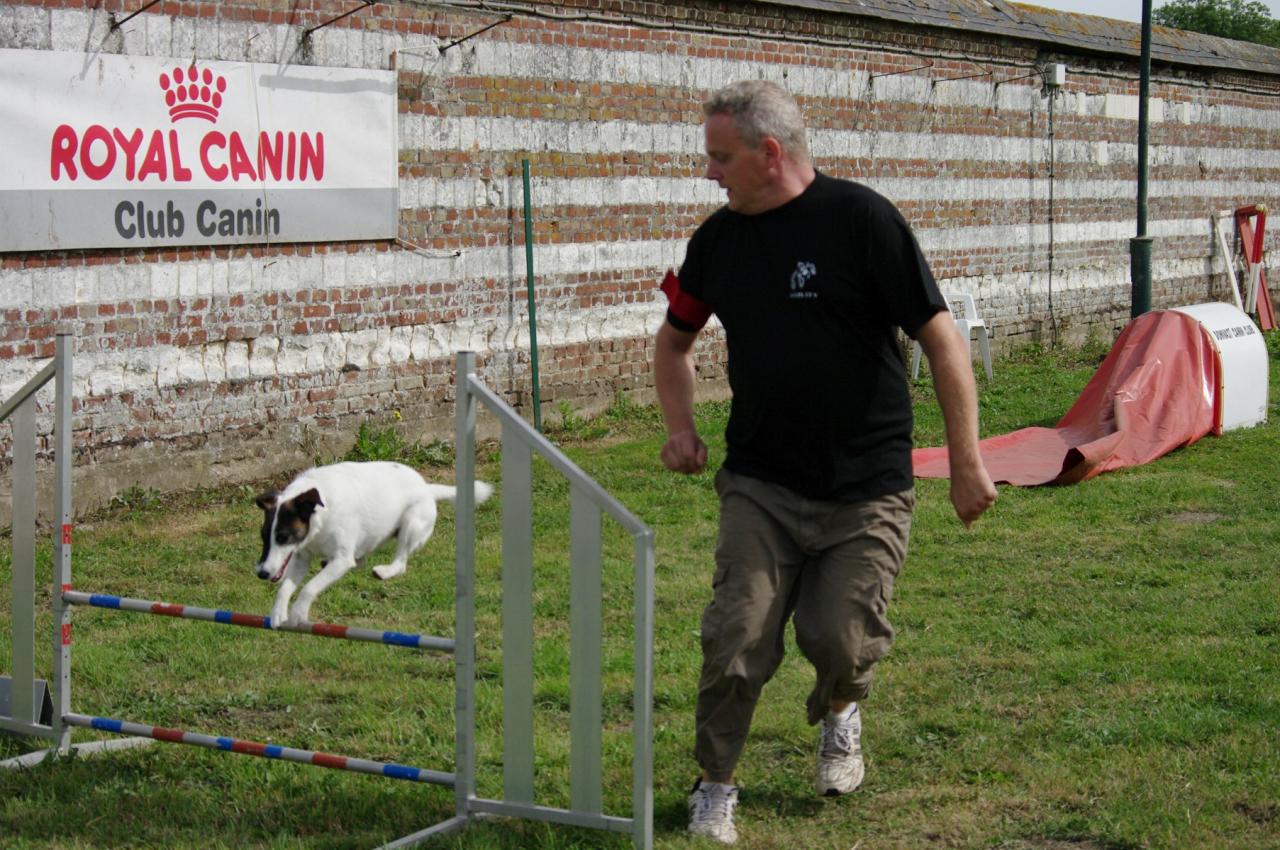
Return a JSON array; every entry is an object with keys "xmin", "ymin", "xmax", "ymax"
[
  {"xmin": 816, "ymin": 704, "xmax": 864, "ymax": 796},
  {"xmin": 688, "ymin": 779, "xmax": 739, "ymax": 844}
]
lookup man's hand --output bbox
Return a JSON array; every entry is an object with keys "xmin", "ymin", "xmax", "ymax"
[
  {"xmin": 949, "ymin": 461, "xmax": 997, "ymax": 528},
  {"xmin": 660, "ymin": 429, "xmax": 708, "ymax": 474}
]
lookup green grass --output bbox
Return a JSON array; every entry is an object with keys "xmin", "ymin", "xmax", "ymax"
[{"xmin": 2, "ymin": 334, "xmax": 1279, "ymax": 849}]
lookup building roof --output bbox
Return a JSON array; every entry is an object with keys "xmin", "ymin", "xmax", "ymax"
[{"xmin": 759, "ymin": 0, "xmax": 1280, "ymax": 76}]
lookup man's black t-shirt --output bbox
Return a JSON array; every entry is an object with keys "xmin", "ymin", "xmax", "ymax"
[{"xmin": 670, "ymin": 172, "xmax": 947, "ymax": 501}]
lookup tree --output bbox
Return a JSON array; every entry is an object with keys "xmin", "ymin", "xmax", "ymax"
[{"xmin": 1153, "ymin": 0, "xmax": 1280, "ymax": 48}]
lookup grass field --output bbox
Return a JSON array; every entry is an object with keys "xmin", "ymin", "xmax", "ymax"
[{"xmin": 2, "ymin": 332, "xmax": 1279, "ymax": 850}]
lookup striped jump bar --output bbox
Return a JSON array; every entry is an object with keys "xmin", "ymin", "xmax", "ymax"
[
  {"xmin": 62, "ymin": 713, "xmax": 455, "ymax": 786},
  {"xmin": 62, "ymin": 590, "xmax": 454, "ymax": 653}
]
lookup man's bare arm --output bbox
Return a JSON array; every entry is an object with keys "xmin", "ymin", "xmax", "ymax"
[
  {"xmin": 654, "ymin": 321, "xmax": 708, "ymax": 474},
  {"xmin": 915, "ymin": 310, "xmax": 997, "ymax": 526}
]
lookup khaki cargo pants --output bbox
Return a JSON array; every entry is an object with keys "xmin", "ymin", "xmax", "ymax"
[{"xmin": 694, "ymin": 468, "xmax": 914, "ymax": 781}]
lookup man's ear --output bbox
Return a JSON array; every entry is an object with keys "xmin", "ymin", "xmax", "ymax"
[
  {"xmin": 255, "ymin": 491, "xmax": 279, "ymax": 512},
  {"xmin": 761, "ymin": 136, "xmax": 784, "ymax": 168},
  {"xmin": 292, "ymin": 488, "xmax": 325, "ymax": 519}
]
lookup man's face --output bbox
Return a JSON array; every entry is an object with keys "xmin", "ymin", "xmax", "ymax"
[{"xmin": 703, "ymin": 112, "xmax": 772, "ymax": 214}]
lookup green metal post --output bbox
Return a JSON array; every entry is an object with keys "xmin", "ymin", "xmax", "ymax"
[
  {"xmin": 521, "ymin": 159, "xmax": 542, "ymax": 432},
  {"xmin": 1130, "ymin": 0, "xmax": 1153, "ymax": 317}
]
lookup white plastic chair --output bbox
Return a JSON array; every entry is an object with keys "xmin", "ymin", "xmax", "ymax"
[{"xmin": 911, "ymin": 290, "xmax": 993, "ymax": 381}]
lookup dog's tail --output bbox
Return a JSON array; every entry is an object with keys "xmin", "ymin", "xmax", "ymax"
[{"xmin": 427, "ymin": 481, "xmax": 495, "ymax": 504}]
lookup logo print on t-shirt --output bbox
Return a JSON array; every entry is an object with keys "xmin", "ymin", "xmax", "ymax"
[{"xmin": 789, "ymin": 261, "xmax": 818, "ymax": 299}]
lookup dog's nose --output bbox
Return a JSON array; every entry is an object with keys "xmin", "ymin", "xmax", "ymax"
[{"xmin": 256, "ymin": 565, "xmax": 270, "ymax": 580}]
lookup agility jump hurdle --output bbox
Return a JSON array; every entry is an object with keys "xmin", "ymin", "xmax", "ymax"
[
  {"xmin": 2, "ymin": 341, "xmax": 656, "ymax": 850},
  {"xmin": 62, "ymin": 590, "xmax": 454, "ymax": 651},
  {"xmin": 62, "ymin": 712, "xmax": 456, "ymax": 786}
]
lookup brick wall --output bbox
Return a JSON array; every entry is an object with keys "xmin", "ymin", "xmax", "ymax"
[{"xmin": 1, "ymin": 0, "xmax": 1276, "ymax": 514}]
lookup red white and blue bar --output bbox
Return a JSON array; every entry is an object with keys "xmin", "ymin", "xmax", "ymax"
[
  {"xmin": 62, "ymin": 713, "xmax": 455, "ymax": 786},
  {"xmin": 61, "ymin": 590, "xmax": 454, "ymax": 653}
]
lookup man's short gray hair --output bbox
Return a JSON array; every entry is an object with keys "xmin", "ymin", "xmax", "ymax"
[{"xmin": 703, "ymin": 80, "xmax": 810, "ymax": 162}]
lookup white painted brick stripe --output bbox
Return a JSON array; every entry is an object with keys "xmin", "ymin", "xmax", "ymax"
[
  {"xmin": 400, "ymin": 175, "xmax": 1275, "ymax": 210},
  {"xmin": 949, "ymin": 254, "xmax": 1233, "ymax": 301},
  {"xmin": 396, "ymin": 112, "xmax": 1280, "ymax": 171},
  {"xmin": 915, "ymin": 217, "xmax": 1217, "ymax": 253}
]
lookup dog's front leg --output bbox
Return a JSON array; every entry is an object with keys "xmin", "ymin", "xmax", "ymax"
[
  {"xmin": 269, "ymin": 555, "xmax": 311, "ymax": 629},
  {"xmin": 288, "ymin": 556, "xmax": 357, "ymax": 625}
]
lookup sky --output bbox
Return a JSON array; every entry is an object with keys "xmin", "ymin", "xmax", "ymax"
[{"xmin": 1020, "ymin": 0, "xmax": 1280, "ymax": 23}]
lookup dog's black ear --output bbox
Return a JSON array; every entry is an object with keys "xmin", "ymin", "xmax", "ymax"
[
  {"xmin": 255, "ymin": 491, "xmax": 279, "ymax": 512},
  {"xmin": 293, "ymin": 488, "xmax": 325, "ymax": 518}
]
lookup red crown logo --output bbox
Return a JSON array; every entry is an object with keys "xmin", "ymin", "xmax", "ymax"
[{"xmin": 159, "ymin": 64, "xmax": 226, "ymax": 123}]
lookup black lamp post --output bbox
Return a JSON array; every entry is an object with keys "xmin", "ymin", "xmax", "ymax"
[{"xmin": 1130, "ymin": 0, "xmax": 1154, "ymax": 317}]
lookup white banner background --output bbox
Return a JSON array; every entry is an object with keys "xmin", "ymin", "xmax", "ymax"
[{"xmin": 0, "ymin": 49, "xmax": 398, "ymax": 251}]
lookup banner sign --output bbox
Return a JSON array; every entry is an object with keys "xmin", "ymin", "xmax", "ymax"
[{"xmin": 0, "ymin": 49, "xmax": 398, "ymax": 251}]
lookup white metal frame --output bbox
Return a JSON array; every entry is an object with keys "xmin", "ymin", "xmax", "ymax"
[
  {"xmin": 0, "ymin": 333, "xmax": 85, "ymax": 757},
  {"xmin": 450, "ymin": 350, "xmax": 655, "ymax": 850},
  {"xmin": 1213, "ymin": 210, "xmax": 1246, "ymax": 311}
]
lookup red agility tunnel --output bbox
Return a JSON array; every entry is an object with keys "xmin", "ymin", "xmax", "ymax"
[{"xmin": 913, "ymin": 304, "xmax": 1269, "ymax": 486}]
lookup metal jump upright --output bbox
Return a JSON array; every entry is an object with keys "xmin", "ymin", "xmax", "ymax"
[
  {"xmin": 1, "ymin": 332, "xmax": 79, "ymax": 759},
  {"xmin": 1, "ymin": 342, "xmax": 656, "ymax": 850},
  {"xmin": 448, "ymin": 350, "xmax": 655, "ymax": 850}
]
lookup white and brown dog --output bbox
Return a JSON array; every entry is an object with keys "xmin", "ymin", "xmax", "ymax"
[{"xmin": 255, "ymin": 461, "xmax": 493, "ymax": 627}]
